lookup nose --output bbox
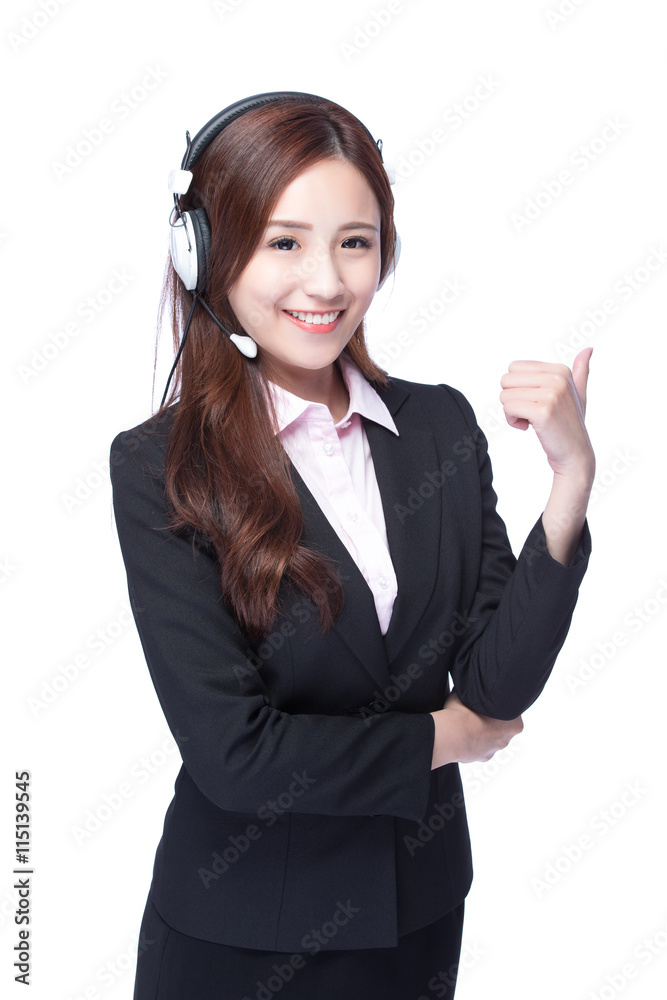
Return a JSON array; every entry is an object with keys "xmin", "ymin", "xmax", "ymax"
[{"xmin": 300, "ymin": 243, "xmax": 345, "ymax": 302}]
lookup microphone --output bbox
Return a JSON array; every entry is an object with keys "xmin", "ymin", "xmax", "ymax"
[
  {"xmin": 159, "ymin": 292, "xmax": 257, "ymax": 410},
  {"xmin": 195, "ymin": 295, "xmax": 258, "ymax": 358}
]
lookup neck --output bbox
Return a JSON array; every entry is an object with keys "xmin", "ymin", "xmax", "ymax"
[{"xmin": 267, "ymin": 360, "xmax": 350, "ymax": 422}]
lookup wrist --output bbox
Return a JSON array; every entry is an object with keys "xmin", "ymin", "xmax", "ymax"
[
  {"xmin": 551, "ymin": 451, "xmax": 596, "ymax": 493},
  {"xmin": 430, "ymin": 707, "xmax": 461, "ymax": 770}
]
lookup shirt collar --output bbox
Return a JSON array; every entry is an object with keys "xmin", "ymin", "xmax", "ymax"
[{"xmin": 268, "ymin": 352, "xmax": 399, "ymax": 437}]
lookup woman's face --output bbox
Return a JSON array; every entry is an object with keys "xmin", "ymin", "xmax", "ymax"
[{"xmin": 227, "ymin": 157, "xmax": 382, "ymax": 386}]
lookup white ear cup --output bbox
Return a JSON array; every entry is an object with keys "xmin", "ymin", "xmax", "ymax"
[
  {"xmin": 170, "ymin": 213, "xmax": 198, "ymax": 291},
  {"xmin": 168, "ymin": 205, "xmax": 258, "ymax": 358}
]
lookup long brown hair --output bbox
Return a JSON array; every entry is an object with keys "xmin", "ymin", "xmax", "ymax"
[{"xmin": 155, "ymin": 96, "xmax": 396, "ymax": 642}]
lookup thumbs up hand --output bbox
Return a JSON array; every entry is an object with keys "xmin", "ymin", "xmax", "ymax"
[
  {"xmin": 499, "ymin": 348, "xmax": 596, "ymax": 566},
  {"xmin": 500, "ymin": 348, "xmax": 595, "ymax": 481}
]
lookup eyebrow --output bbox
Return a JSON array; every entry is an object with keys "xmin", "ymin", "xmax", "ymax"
[{"xmin": 267, "ymin": 219, "xmax": 379, "ymax": 232}]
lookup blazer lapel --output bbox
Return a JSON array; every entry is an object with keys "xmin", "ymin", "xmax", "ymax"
[
  {"xmin": 364, "ymin": 380, "xmax": 443, "ymax": 664},
  {"xmin": 288, "ymin": 377, "xmax": 446, "ymax": 687},
  {"xmin": 290, "ymin": 463, "xmax": 391, "ymax": 691}
]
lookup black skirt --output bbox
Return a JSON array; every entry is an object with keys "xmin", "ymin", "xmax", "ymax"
[{"xmin": 133, "ymin": 895, "xmax": 465, "ymax": 1000}]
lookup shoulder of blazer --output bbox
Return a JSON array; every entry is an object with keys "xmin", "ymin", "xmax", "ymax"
[
  {"xmin": 110, "ymin": 405, "xmax": 175, "ymax": 459},
  {"xmin": 373, "ymin": 374, "xmax": 481, "ymax": 444}
]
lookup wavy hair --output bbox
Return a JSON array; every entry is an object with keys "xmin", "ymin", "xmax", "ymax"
[{"xmin": 155, "ymin": 96, "xmax": 396, "ymax": 642}]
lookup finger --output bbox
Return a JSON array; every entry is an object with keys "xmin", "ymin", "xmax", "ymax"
[
  {"xmin": 500, "ymin": 371, "xmax": 569, "ymax": 390},
  {"xmin": 500, "ymin": 382, "xmax": 535, "ymax": 428},
  {"xmin": 507, "ymin": 360, "xmax": 571, "ymax": 375},
  {"xmin": 500, "ymin": 394, "xmax": 551, "ymax": 432},
  {"xmin": 505, "ymin": 415, "xmax": 530, "ymax": 431},
  {"xmin": 571, "ymin": 347, "xmax": 593, "ymax": 414},
  {"xmin": 500, "ymin": 394, "xmax": 533, "ymax": 430}
]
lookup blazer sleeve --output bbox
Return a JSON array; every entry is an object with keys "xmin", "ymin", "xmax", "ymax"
[
  {"xmin": 442, "ymin": 385, "xmax": 592, "ymax": 720},
  {"xmin": 109, "ymin": 421, "xmax": 436, "ymax": 823}
]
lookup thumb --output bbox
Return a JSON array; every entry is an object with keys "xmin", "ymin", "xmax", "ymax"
[{"xmin": 572, "ymin": 347, "xmax": 593, "ymax": 415}]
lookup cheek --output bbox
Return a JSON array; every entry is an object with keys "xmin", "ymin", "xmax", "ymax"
[
  {"xmin": 239, "ymin": 265, "xmax": 297, "ymax": 325},
  {"xmin": 228, "ymin": 278, "xmax": 271, "ymax": 331},
  {"xmin": 350, "ymin": 265, "xmax": 380, "ymax": 308},
  {"xmin": 349, "ymin": 249, "xmax": 381, "ymax": 289}
]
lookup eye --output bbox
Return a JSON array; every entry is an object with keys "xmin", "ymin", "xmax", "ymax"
[
  {"xmin": 268, "ymin": 236, "xmax": 299, "ymax": 251},
  {"xmin": 341, "ymin": 236, "xmax": 374, "ymax": 249}
]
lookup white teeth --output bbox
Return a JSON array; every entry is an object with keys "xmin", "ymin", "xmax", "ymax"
[{"xmin": 287, "ymin": 310, "xmax": 341, "ymax": 324}]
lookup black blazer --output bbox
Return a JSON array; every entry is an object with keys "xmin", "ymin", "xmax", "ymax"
[{"xmin": 109, "ymin": 375, "xmax": 591, "ymax": 952}]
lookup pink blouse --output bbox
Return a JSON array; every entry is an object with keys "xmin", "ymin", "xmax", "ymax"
[{"xmin": 268, "ymin": 353, "xmax": 398, "ymax": 634}]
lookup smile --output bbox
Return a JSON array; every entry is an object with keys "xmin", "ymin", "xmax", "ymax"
[
  {"xmin": 285, "ymin": 310, "xmax": 342, "ymax": 325},
  {"xmin": 283, "ymin": 309, "xmax": 345, "ymax": 334}
]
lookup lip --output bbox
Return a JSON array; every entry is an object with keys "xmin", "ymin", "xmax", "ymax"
[{"xmin": 282, "ymin": 309, "xmax": 345, "ymax": 334}]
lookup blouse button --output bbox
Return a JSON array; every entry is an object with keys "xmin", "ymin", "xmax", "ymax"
[
  {"xmin": 347, "ymin": 511, "xmax": 360, "ymax": 523},
  {"xmin": 323, "ymin": 442, "xmax": 335, "ymax": 456},
  {"xmin": 378, "ymin": 576, "xmax": 389, "ymax": 589}
]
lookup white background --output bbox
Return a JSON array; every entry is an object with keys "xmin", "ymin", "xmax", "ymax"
[{"xmin": 3, "ymin": 0, "xmax": 666, "ymax": 997}]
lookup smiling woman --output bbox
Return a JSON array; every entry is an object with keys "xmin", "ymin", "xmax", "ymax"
[
  {"xmin": 156, "ymin": 94, "xmax": 398, "ymax": 643},
  {"xmin": 227, "ymin": 158, "xmax": 382, "ymax": 417},
  {"xmin": 110, "ymin": 91, "xmax": 593, "ymax": 1000}
]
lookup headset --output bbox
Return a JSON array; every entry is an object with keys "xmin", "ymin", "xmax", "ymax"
[{"xmin": 161, "ymin": 90, "xmax": 399, "ymax": 408}]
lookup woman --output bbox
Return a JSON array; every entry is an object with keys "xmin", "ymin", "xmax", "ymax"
[{"xmin": 110, "ymin": 91, "xmax": 594, "ymax": 999}]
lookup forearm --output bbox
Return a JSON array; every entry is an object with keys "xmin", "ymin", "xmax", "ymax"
[{"xmin": 541, "ymin": 466, "xmax": 594, "ymax": 567}]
